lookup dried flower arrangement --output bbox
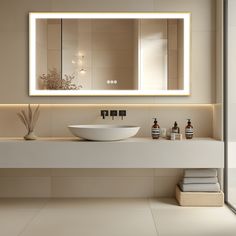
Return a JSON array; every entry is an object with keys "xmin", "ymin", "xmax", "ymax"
[
  {"xmin": 17, "ymin": 104, "xmax": 40, "ymax": 140},
  {"xmin": 40, "ymin": 68, "xmax": 82, "ymax": 90}
]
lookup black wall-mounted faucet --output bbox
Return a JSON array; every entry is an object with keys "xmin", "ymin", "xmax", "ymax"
[
  {"xmin": 101, "ymin": 110, "xmax": 109, "ymax": 119},
  {"xmin": 110, "ymin": 110, "xmax": 118, "ymax": 120},
  {"xmin": 119, "ymin": 110, "xmax": 126, "ymax": 120},
  {"xmin": 100, "ymin": 109, "xmax": 126, "ymax": 120}
]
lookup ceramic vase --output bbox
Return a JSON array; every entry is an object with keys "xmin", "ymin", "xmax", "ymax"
[{"xmin": 24, "ymin": 131, "xmax": 37, "ymax": 140}]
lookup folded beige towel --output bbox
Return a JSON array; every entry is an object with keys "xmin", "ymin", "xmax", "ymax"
[
  {"xmin": 182, "ymin": 177, "xmax": 218, "ymax": 184},
  {"xmin": 179, "ymin": 182, "xmax": 220, "ymax": 192},
  {"xmin": 184, "ymin": 169, "xmax": 217, "ymax": 178}
]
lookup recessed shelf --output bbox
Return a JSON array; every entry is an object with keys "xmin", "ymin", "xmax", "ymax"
[{"xmin": 0, "ymin": 137, "xmax": 223, "ymax": 168}]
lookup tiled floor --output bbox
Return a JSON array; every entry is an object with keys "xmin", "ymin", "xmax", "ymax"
[{"xmin": 0, "ymin": 198, "xmax": 236, "ymax": 236}]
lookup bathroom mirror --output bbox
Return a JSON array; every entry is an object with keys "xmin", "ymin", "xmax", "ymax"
[{"xmin": 29, "ymin": 12, "xmax": 190, "ymax": 96}]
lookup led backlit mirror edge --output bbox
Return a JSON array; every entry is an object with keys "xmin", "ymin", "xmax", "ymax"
[{"xmin": 29, "ymin": 12, "xmax": 191, "ymax": 96}]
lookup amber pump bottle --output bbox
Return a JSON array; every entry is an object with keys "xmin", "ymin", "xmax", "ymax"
[
  {"xmin": 152, "ymin": 118, "xmax": 160, "ymax": 139},
  {"xmin": 185, "ymin": 119, "xmax": 193, "ymax": 139},
  {"xmin": 172, "ymin": 121, "xmax": 180, "ymax": 134}
]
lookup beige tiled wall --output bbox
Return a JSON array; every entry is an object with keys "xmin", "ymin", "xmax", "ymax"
[
  {"xmin": 0, "ymin": 0, "xmax": 221, "ymax": 197},
  {"xmin": 0, "ymin": 104, "xmax": 212, "ymax": 197},
  {"xmin": 213, "ymin": 0, "xmax": 223, "ymax": 141},
  {"xmin": 0, "ymin": 105, "xmax": 213, "ymax": 138},
  {"xmin": 0, "ymin": 0, "xmax": 216, "ymax": 103},
  {"xmin": 0, "ymin": 169, "xmax": 183, "ymax": 198}
]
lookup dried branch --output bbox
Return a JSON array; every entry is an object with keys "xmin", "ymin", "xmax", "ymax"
[
  {"xmin": 31, "ymin": 105, "xmax": 40, "ymax": 132},
  {"xmin": 21, "ymin": 110, "xmax": 29, "ymax": 128},
  {"xmin": 17, "ymin": 104, "xmax": 40, "ymax": 134},
  {"xmin": 40, "ymin": 68, "xmax": 83, "ymax": 90},
  {"xmin": 17, "ymin": 113, "xmax": 28, "ymax": 130},
  {"xmin": 28, "ymin": 104, "xmax": 32, "ymax": 131}
]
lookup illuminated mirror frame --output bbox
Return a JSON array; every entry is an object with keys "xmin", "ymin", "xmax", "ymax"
[{"xmin": 29, "ymin": 12, "xmax": 190, "ymax": 96}]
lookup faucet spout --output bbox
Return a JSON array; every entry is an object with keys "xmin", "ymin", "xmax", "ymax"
[{"xmin": 101, "ymin": 110, "xmax": 108, "ymax": 119}]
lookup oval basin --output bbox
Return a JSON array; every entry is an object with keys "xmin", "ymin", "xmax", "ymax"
[{"xmin": 68, "ymin": 125, "xmax": 140, "ymax": 141}]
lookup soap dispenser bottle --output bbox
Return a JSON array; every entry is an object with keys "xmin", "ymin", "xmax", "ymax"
[
  {"xmin": 185, "ymin": 119, "xmax": 193, "ymax": 139},
  {"xmin": 152, "ymin": 118, "xmax": 160, "ymax": 139},
  {"xmin": 172, "ymin": 121, "xmax": 180, "ymax": 134}
]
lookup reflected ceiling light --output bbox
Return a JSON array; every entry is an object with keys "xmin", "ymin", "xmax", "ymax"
[
  {"xmin": 79, "ymin": 68, "xmax": 86, "ymax": 74},
  {"xmin": 79, "ymin": 55, "xmax": 86, "ymax": 74}
]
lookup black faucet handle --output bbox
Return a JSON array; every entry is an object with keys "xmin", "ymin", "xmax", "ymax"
[
  {"xmin": 110, "ymin": 110, "xmax": 117, "ymax": 120},
  {"xmin": 119, "ymin": 110, "xmax": 126, "ymax": 120},
  {"xmin": 101, "ymin": 110, "xmax": 109, "ymax": 119}
]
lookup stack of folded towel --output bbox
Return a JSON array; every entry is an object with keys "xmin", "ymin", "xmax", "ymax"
[{"xmin": 179, "ymin": 169, "xmax": 220, "ymax": 192}]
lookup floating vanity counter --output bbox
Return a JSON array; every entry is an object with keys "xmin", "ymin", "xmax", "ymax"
[{"xmin": 0, "ymin": 138, "xmax": 223, "ymax": 168}]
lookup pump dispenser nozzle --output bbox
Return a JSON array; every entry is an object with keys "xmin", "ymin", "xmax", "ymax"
[{"xmin": 153, "ymin": 118, "xmax": 157, "ymax": 124}]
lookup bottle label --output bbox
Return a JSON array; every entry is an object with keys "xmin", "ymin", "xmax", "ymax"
[
  {"xmin": 185, "ymin": 128, "xmax": 193, "ymax": 134},
  {"xmin": 152, "ymin": 128, "xmax": 160, "ymax": 138},
  {"xmin": 171, "ymin": 133, "xmax": 176, "ymax": 140},
  {"xmin": 185, "ymin": 127, "xmax": 193, "ymax": 138},
  {"xmin": 172, "ymin": 129, "xmax": 179, "ymax": 134}
]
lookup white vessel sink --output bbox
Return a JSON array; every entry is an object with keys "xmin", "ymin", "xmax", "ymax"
[{"xmin": 68, "ymin": 125, "xmax": 140, "ymax": 141}]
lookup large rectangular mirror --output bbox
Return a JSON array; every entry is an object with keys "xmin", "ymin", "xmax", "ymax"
[{"xmin": 29, "ymin": 12, "xmax": 190, "ymax": 96}]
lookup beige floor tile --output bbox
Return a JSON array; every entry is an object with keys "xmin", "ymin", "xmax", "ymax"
[
  {"xmin": 0, "ymin": 198, "xmax": 236, "ymax": 236},
  {"xmin": 0, "ymin": 198, "xmax": 48, "ymax": 236},
  {"xmin": 150, "ymin": 199, "xmax": 236, "ymax": 236},
  {"xmin": 45, "ymin": 198, "xmax": 150, "ymax": 211},
  {"xmin": 0, "ymin": 211, "xmax": 38, "ymax": 236},
  {"xmin": 149, "ymin": 198, "xmax": 180, "ymax": 209},
  {"xmin": 20, "ymin": 199, "xmax": 157, "ymax": 236}
]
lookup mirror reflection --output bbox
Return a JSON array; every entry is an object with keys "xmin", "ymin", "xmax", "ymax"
[{"xmin": 31, "ymin": 13, "xmax": 190, "ymax": 96}]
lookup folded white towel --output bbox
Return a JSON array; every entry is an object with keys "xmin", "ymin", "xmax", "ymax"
[
  {"xmin": 182, "ymin": 177, "xmax": 218, "ymax": 184},
  {"xmin": 179, "ymin": 182, "xmax": 220, "ymax": 192},
  {"xmin": 184, "ymin": 169, "xmax": 217, "ymax": 178}
]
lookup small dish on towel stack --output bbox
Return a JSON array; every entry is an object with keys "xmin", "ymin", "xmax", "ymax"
[{"xmin": 176, "ymin": 169, "xmax": 224, "ymax": 207}]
